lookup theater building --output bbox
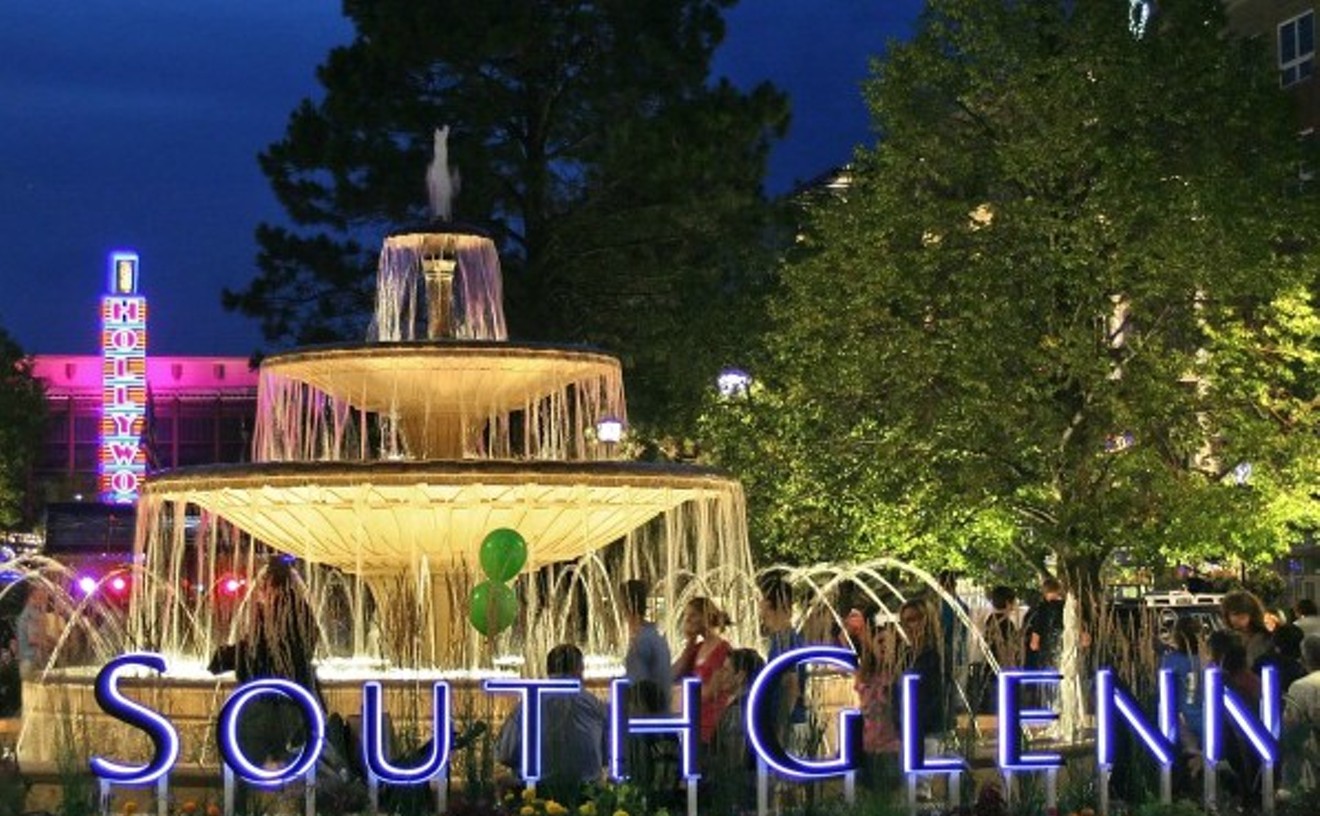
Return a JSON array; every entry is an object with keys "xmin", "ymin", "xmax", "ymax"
[{"xmin": 26, "ymin": 251, "xmax": 258, "ymax": 559}]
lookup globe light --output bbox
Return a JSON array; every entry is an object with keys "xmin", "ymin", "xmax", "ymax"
[
  {"xmin": 596, "ymin": 417, "xmax": 624, "ymax": 444},
  {"xmin": 716, "ymin": 367, "xmax": 752, "ymax": 398},
  {"xmin": 1233, "ymin": 462, "xmax": 1253, "ymax": 486},
  {"xmin": 78, "ymin": 576, "xmax": 98, "ymax": 596},
  {"xmin": 110, "ymin": 576, "xmax": 128, "ymax": 594}
]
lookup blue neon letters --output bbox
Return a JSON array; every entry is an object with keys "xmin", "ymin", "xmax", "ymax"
[
  {"xmin": 90, "ymin": 652, "xmax": 181, "ymax": 786},
  {"xmin": 746, "ymin": 645, "xmax": 862, "ymax": 779},
  {"xmin": 609, "ymin": 677, "xmax": 701, "ymax": 781},
  {"xmin": 90, "ymin": 649, "xmax": 1285, "ymax": 788},
  {"xmin": 217, "ymin": 679, "xmax": 325, "ymax": 787}
]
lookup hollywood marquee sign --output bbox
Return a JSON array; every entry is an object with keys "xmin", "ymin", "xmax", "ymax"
[
  {"xmin": 92, "ymin": 646, "xmax": 1280, "ymax": 814},
  {"xmin": 100, "ymin": 251, "xmax": 147, "ymax": 504}
]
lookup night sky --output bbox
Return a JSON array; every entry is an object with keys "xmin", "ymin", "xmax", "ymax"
[{"xmin": 0, "ymin": 1, "xmax": 923, "ymax": 358}]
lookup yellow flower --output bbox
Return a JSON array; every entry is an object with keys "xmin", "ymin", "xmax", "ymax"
[
  {"xmin": 546, "ymin": 802, "xmax": 567, "ymax": 815},
  {"xmin": 523, "ymin": 788, "xmax": 538, "ymax": 803},
  {"xmin": 578, "ymin": 803, "xmax": 597, "ymax": 816},
  {"xmin": 613, "ymin": 810, "xmax": 629, "ymax": 816},
  {"xmin": 520, "ymin": 807, "xmax": 535, "ymax": 816}
]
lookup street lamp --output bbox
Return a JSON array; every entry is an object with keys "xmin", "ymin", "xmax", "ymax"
[
  {"xmin": 717, "ymin": 367, "xmax": 753, "ymax": 399},
  {"xmin": 596, "ymin": 417, "xmax": 624, "ymax": 444}
]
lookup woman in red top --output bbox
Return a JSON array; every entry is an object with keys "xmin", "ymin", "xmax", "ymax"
[{"xmin": 671, "ymin": 596, "xmax": 732, "ymax": 745}]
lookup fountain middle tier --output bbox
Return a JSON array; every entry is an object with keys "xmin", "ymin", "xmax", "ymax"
[{"xmin": 253, "ymin": 341, "xmax": 627, "ymax": 462}]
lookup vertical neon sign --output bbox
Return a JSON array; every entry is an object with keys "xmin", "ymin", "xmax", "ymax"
[{"xmin": 100, "ymin": 251, "xmax": 147, "ymax": 504}]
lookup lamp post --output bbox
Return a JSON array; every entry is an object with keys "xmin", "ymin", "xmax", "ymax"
[
  {"xmin": 596, "ymin": 417, "xmax": 623, "ymax": 459},
  {"xmin": 716, "ymin": 367, "xmax": 752, "ymax": 400}
]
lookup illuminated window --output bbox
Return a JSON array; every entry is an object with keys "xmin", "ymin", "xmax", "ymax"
[{"xmin": 1279, "ymin": 11, "xmax": 1315, "ymax": 88}]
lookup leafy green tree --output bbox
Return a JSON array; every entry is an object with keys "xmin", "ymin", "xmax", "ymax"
[
  {"xmin": 0, "ymin": 327, "xmax": 46, "ymax": 529},
  {"xmin": 701, "ymin": 0, "xmax": 1319, "ymax": 585},
  {"xmin": 224, "ymin": 0, "xmax": 788, "ymax": 434}
]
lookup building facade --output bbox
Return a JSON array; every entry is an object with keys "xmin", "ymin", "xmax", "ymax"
[
  {"xmin": 1226, "ymin": 0, "xmax": 1318, "ymax": 129},
  {"xmin": 31, "ymin": 355, "xmax": 258, "ymax": 504}
]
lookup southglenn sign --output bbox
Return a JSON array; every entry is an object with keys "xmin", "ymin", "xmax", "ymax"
[{"xmin": 92, "ymin": 645, "xmax": 1279, "ymax": 813}]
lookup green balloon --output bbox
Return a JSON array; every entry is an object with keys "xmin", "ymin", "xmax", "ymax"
[
  {"xmin": 469, "ymin": 580, "xmax": 517, "ymax": 636},
  {"xmin": 479, "ymin": 528, "xmax": 528, "ymax": 581}
]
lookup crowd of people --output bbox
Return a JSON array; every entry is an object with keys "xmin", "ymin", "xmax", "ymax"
[
  {"xmin": 483, "ymin": 578, "xmax": 1320, "ymax": 810},
  {"xmin": 181, "ymin": 562, "xmax": 1320, "ymax": 811},
  {"xmin": 1155, "ymin": 590, "xmax": 1320, "ymax": 805}
]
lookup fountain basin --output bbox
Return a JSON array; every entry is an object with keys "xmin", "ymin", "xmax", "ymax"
[{"xmin": 145, "ymin": 460, "xmax": 740, "ymax": 573}]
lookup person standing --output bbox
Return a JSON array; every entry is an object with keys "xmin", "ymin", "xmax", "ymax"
[
  {"xmin": 16, "ymin": 585, "xmax": 56, "ymax": 679},
  {"xmin": 1023, "ymin": 578, "xmax": 1066, "ymax": 671},
  {"xmin": 1207, "ymin": 631, "xmax": 1262, "ymax": 806},
  {"xmin": 1221, "ymin": 590, "xmax": 1273, "ymax": 669},
  {"xmin": 758, "ymin": 574, "xmax": 807, "ymax": 750},
  {"xmin": 621, "ymin": 579, "xmax": 672, "ymax": 709},
  {"xmin": 213, "ymin": 559, "xmax": 322, "ymax": 769},
  {"xmin": 671, "ymin": 597, "xmax": 731, "ymax": 749},
  {"xmin": 856, "ymin": 621, "xmax": 900, "ymax": 788},
  {"xmin": 974, "ymin": 586, "xmax": 1021, "ymax": 713},
  {"xmin": 1283, "ymin": 634, "xmax": 1320, "ymax": 792},
  {"xmin": 1160, "ymin": 616, "xmax": 1204, "ymax": 796},
  {"xmin": 709, "ymin": 648, "xmax": 766, "ymax": 810},
  {"xmin": 1293, "ymin": 599, "xmax": 1320, "ymax": 639},
  {"xmin": 892, "ymin": 599, "xmax": 944, "ymax": 801}
]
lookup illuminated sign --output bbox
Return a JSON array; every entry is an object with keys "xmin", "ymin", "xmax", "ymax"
[
  {"xmin": 610, "ymin": 677, "xmax": 701, "ymax": 781},
  {"xmin": 100, "ymin": 251, "xmax": 147, "ymax": 504},
  {"xmin": 746, "ymin": 645, "xmax": 861, "ymax": 780},
  {"xmin": 90, "ymin": 649, "xmax": 1284, "ymax": 807}
]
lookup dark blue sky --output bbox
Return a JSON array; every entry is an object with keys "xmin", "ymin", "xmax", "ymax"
[{"xmin": 0, "ymin": 1, "xmax": 923, "ymax": 357}]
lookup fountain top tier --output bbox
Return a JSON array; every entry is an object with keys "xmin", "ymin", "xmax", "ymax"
[{"xmin": 252, "ymin": 227, "xmax": 628, "ymax": 464}]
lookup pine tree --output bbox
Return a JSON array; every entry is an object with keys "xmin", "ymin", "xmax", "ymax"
[{"xmin": 225, "ymin": 0, "xmax": 789, "ymax": 433}]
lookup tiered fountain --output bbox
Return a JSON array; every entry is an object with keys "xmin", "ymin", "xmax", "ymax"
[{"xmin": 19, "ymin": 131, "xmax": 757, "ymax": 766}]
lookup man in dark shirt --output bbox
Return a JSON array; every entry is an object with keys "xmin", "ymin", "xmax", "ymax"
[
  {"xmin": 211, "ymin": 559, "xmax": 322, "ymax": 767},
  {"xmin": 1024, "ymin": 577, "xmax": 1066, "ymax": 670},
  {"xmin": 497, "ymin": 644, "xmax": 607, "ymax": 799},
  {"xmin": 1023, "ymin": 577, "xmax": 1066, "ymax": 711}
]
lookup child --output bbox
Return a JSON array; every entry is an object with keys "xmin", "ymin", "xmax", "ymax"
[{"xmin": 709, "ymin": 648, "xmax": 766, "ymax": 811}]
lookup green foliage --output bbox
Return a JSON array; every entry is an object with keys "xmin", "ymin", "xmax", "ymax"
[
  {"xmin": 226, "ymin": 0, "xmax": 789, "ymax": 437},
  {"xmin": 53, "ymin": 704, "xmax": 95, "ymax": 816},
  {"xmin": 0, "ymin": 327, "xmax": 46, "ymax": 529},
  {"xmin": 1131, "ymin": 800, "xmax": 1209, "ymax": 816},
  {"xmin": 700, "ymin": 0, "xmax": 1319, "ymax": 573}
]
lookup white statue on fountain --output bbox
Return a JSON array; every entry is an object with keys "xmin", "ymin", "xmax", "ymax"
[{"xmin": 427, "ymin": 125, "xmax": 461, "ymax": 222}]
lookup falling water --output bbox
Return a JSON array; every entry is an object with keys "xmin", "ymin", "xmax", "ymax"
[{"xmin": 369, "ymin": 233, "xmax": 506, "ymax": 343}]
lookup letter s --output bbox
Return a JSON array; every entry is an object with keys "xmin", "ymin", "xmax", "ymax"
[{"xmin": 90, "ymin": 652, "xmax": 180, "ymax": 785}]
